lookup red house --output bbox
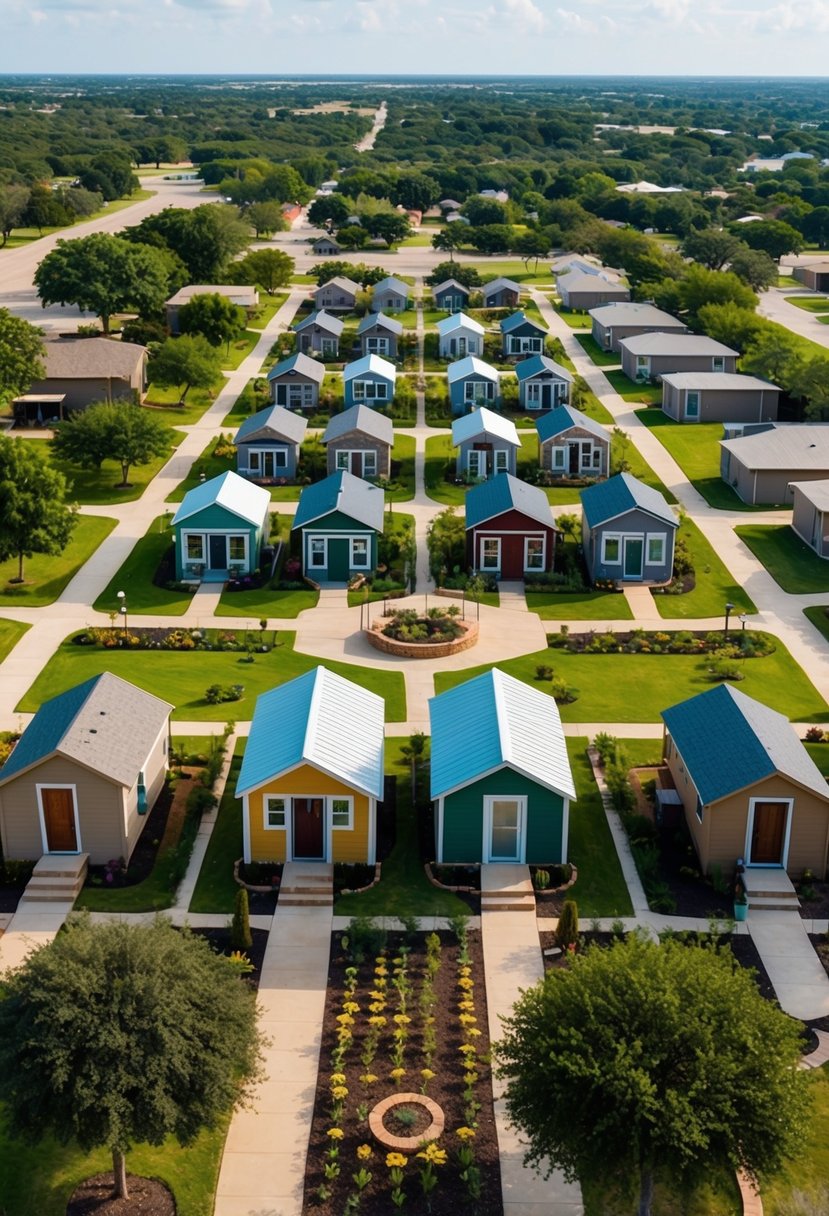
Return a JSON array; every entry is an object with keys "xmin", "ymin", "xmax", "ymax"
[{"xmin": 465, "ymin": 473, "xmax": 557, "ymax": 579}]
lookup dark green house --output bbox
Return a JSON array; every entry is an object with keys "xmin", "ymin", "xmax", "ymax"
[
  {"xmin": 171, "ymin": 470, "xmax": 271, "ymax": 582},
  {"xmin": 429, "ymin": 668, "xmax": 575, "ymax": 864},
  {"xmin": 292, "ymin": 469, "xmax": 385, "ymax": 583}
]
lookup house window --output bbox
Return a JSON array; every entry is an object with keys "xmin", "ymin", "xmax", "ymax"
[
  {"xmin": 228, "ymin": 536, "xmax": 247, "ymax": 563},
  {"xmin": 494, "ymin": 449, "xmax": 509, "ymax": 473},
  {"xmin": 321, "ymin": 339, "xmax": 336, "ymax": 355},
  {"xmin": 602, "ymin": 535, "xmax": 621, "ymax": 564},
  {"xmin": 331, "ymin": 797, "xmax": 353, "ymax": 830},
  {"xmin": 712, "ymin": 357, "xmax": 725, "ymax": 372},
  {"xmin": 185, "ymin": 534, "xmax": 204, "ymax": 561},
  {"xmin": 592, "ymin": 448, "xmax": 602, "ymax": 469},
  {"xmin": 309, "ymin": 538, "xmax": 327, "ymax": 568},
  {"xmin": 464, "ymin": 380, "xmax": 494, "ymax": 401},
  {"xmin": 273, "ymin": 449, "xmax": 287, "ymax": 468},
  {"xmin": 249, "ymin": 451, "xmax": 261, "ymax": 471},
  {"xmin": 363, "ymin": 451, "xmax": 377, "ymax": 476},
  {"xmin": 526, "ymin": 382, "xmax": 541, "ymax": 409},
  {"xmin": 264, "ymin": 797, "xmax": 286, "ymax": 829},
  {"xmin": 646, "ymin": 535, "xmax": 665, "ymax": 565},
  {"xmin": 636, "ymin": 356, "xmax": 649, "ymax": 369},
  {"xmin": 351, "ymin": 538, "xmax": 370, "ymax": 568},
  {"xmin": 695, "ymin": 797, "xmax": 704, "ymax": 823},
  {"xmin": 552, "ymin": 446, "xmax": 566, "ymax": 469},
  {"xmin": 336, "ymin": 450, "xmax": 350, "ymax": 470},
  {"xmin": 525, "ymin": 538, "xmax": 545, "ymax": 570},
  {"xmin": 354, "ymin": 380, "xmax": 388, "ymax": 401},
  {"xmin": 481, "ymin": 538, "xmax": 500, "ymax": 570}
]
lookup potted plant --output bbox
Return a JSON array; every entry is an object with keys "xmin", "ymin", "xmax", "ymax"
[{"xmin": 733, "ymin": 875, "xmax": 748, "ymax": 922}]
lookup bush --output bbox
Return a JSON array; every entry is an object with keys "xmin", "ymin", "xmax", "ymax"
[
  {"xmin": 625, "ymin": 815, "xmax": 659, "ymax": 846},
  {"xmin": 186, "ymin": 785, "xmax": 217, "ymax": 819},
  {"xmin": 555, "ymin": 899, "xmax": 579, "ymax": 950},
  {"xmin": 805, "ymin": 726, "xmax": 825, "ymax": 742},
  {"xmin": 343, "ymin": 916, "xmax": 387, "ymax": 963},
  {"xmin": 231, "ymin": 887, "xmax": 253, "ymax": 951}
]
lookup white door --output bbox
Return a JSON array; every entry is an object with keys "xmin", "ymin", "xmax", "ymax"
[
  {"xmin": 486, "ymin": 796, "xmax": 526, "ymax": 862},
  {"xmin": 468, "ymin": 450, "xmax": 485, "ymax": 479}
]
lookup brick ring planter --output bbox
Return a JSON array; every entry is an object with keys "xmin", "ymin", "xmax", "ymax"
[
  {"xmin": 365, "ymin": 618, "xmax": 478, "ymax": 659},
  {"xmin": 368, "ymin": 1093, "xmax": 445, "ymax": 1152}
]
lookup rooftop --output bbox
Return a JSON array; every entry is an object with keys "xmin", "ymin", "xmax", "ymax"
[
  {"xmin": 322, "ymin": 404, "xmax": 394, "ymax": 446},
  {"xmin": 465, "ymin": 472, "xmax": 556, "ymax": 530},
  {"xmin": 292, "ymin": 469, "xmax": 386, "ymax": 532},
  {"xmin": 452, "ymin": 406, "xmax": 519, "ymax": 448},
  {"xmin": 580, "ymin": 471, "xmax": 677, "ymax": 530},
  {"xmin": 171, "ymin": 470, "xmax": 271, "ymax": 528}
]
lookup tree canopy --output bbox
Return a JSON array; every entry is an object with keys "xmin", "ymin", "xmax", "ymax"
[
  {"xmin": 52, "ymin": 402, "xmax": 171, "ymax": 487},
  {"xmin": 150, "ymin": 335, "xmax": 222, "ymax": 403},
  {"xmin": 231, "ymin": 248, "xmax": 294, "ymax": 295},
  {"xmin": 34, "ymin": 234, "xmax": 170, "ymax": 333},
  {"xmin": 177, "ymin": 292, "xmax": 246, "ymax": 349},
  {"xmin": 497, "ymin": 934, "xmax": 809, "ymax": 1216},
  {"xmin": 0, "ymin": 435, "xmax": 77, "ymax": 582},
  {"xmin": 0, "ymin": 309, "xmax": 44, "ymax": 406},
  {"xmin": 0, "ymin": 915, "xmax": 262, "ymax": 1201}
]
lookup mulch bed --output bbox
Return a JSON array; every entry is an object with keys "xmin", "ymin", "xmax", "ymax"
[
  {"xmin": 304, "ymin": 930, "xmax": 502, "ymax": 1216},
  {"xmin": 191, "ymin": 926, "xmax": 268, "ymax": 989},
  {"xmin": 0, "ymin": 883, "xmax": 26, "ymax": 914},
  {"xmin": 799, "ymin": 881, "xmax": 829, "ymax": 921},
  {"xmin": 83, "ymin": 782, "xmax": 174, "ymax": 889},
  {"xmin": 66, "ymin": 1173, "xmax": 175, "ymax": 1216}
]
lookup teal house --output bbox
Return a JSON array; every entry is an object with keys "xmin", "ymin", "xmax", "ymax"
[
  {"xmin": 171, "ymin": 470, "xmax": 271, "ymax": 582},
  {"xmin": 429, "ymin": 668, "xmax": 575, "ymax": 865},
  {"xmin": 292, "ymin": 469, "xmax": 385, "ymax": 582}
]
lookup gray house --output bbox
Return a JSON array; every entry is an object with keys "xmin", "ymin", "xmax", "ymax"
[
  {"xmin": 720, "ymin": 425, "xmax": 829, "ymax": 505},
  {"xmin": 371, "ymin": 276, "xmax": 410, "ymax": 312},
  {"xmin": 312, "ymin": 235, "xmax": 341, "ymax": 257},
  {"xmin": 14, "ymin": 338, "xmax": 148, "ymax": 419},
  {"xmin": 293, "ymin": 310, "xmax": 344, "ymax": 358},
  {"xmin": 322, "ymin": 404, "xmax": 394, "ymax": 479},
  {"xmin": 619, "ymin": 333, "xmax": 739, "ymax": 382},
  {"xmin": 661, "ymin": 373, "xmax": 780, "ymax": 424},
  {"xmin": 267, "ymin": 351, "xmax": 326, "ymax": 409},
  {"xmin": 447, "ymin": 356, "xmax": 500, "ymax": 415},
  {"xmin": 433, "ymin": 278, "xmax": 470, "ymax": 312},
  {"xmin": 314, "ymin": 276, "xmax": 360, "ymax": 312},
  {"xmin": 357, "ymin": 312, "xmax": 403, "ymax": 359},
  {"xmin": 437, "ymin": 313, "xmax": 485, "ymax": 360},
  {"xmin": 482, "ymin": 278, "xmax": 521, "ymax": 309},
  {"xmin": 235, "ymin": 405, "xmax": 308, "ymax": 481},
  {"xmin": 791, "ymin": 480, "xmax": 829, "ymax": 558},
  {"xmin": 451, "ymin": 407, "xmax": 520, "ymax": 479},
  {"xmin": 537, "ymin": 406, "xmax": 610, "ymax": 479},
  {"xmin": 589, "ymin": 302, "xmax": 688, "ymax": 353},
  {"xmin": 557, "ymin": 271, "xmax": 629, "ymax": 311},
  {"xmin": 793, "ymin": 261, "xmax": 829, "ymax": 291},
  {"xmin": 515, "ymin": 355, "xmax": 572, "ymax": 411},
  {"xmin": 500, "ymin": 311, "xmax": 547, "ymax": 357},
  {"xmin": 581, "ymin": 472, "xmax": 677, "ymax": 584}
]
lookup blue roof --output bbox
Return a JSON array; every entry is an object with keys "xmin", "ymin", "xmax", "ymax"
[
  {"xmin": 536, "ymin": 404, "xmax": 606, "ymax": 444},
  {"xmin": 580, "ymin": 472, "xmax": 676, "ymax": 530},
  {"xmin": 500, "ymin": 311, "xmax": 545, "ymax": 335},
  {"xmin": 465, "ymin": 473, "xmax": 554, "ymax": 530},
  {"xmin": 0, "ymin": 677, "xmax": 100, "ymax": 782},
  {"xmin": 292, "ymin": 469, "xmax": 385, "ymax": 532},
  {"xmin": 661, "ymin": 684, "xmax": 829, "ymax": 805}
]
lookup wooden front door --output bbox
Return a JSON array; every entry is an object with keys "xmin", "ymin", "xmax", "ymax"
[
  {"xmin": 750, "ymin": 801, "xmax": 788, "ymax": 865},
  {"xmin": 293, "ymin": 797, "xmax": 325, "ymax": 860},
  {"xmin": 41, "ymin": 788, "xmax": 78, "ymax": 852}
]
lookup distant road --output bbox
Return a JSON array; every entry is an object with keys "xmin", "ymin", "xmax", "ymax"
[
  {"xmin": 354, "ymin": 101, "xmax": 387, "ymax": 153},
  {"xmin": 0, "ymin": 178, "xmax": 215, "ymax": 332}
]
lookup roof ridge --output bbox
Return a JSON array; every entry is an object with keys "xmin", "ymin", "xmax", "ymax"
[
  {"xmin": 490, "ymin": 669, "xmax": 512, "ymax": 769},
  {"xmin": 303, "ymin": 666, "xmax": 325, "ymax": 764},
  {"xmin": 54, "ymin": 673, "xmax": 102, "ymax": 752}
]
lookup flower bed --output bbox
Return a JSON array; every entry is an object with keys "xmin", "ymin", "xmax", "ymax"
[
  {"xmin": 366, "ymin": 609, "xmax": 478, "ymax": 659},
  {"xmin": 546, "ymin": 626, "xmax": 774, "ymax": 658},
  {"xmin": 304, "ymin": 922, "xmax": 502, "ymax": 1216}
]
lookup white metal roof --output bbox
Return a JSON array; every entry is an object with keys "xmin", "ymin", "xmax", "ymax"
[{"xmin": 452, "ymin": 406, "xmax": 519, "ymax": 448}]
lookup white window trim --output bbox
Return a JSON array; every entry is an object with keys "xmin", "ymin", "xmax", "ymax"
[
  {"xmin": 685, "ymin": 391, "xmax": 700, "ymax": 418},
  {"xmin": 350, "ymin": 537, "xmax": 370, "ymax": 568},
  {"xmin": 264, "ymin": 796, "xmax": 287, "ymax": 830},
  {"xmin": 467, "ymin": 450, "xmax": 486, "ymax": 478},
  {"xmin": 308, "ymin": 536, "xmax": 328, "ymax": 568},
  {"xmin": 335, "ymin": 450, "xmax": 350, "ymax": 470},
  {"xmin": 645, "ymin": 533, "xmax": 665, "ymax": 566},
  {"xmin": 494, "ymin": 449, "xmax": 509, "ymax": 473},
  {"xmin": 744, "ymin": 797, "xmax": 794, "ymax": 869},
  {"xmin": 464, "ymin": 380, "xmax": 495, "ymax": 401},
  {"xmin": 524, "ymin": 536, "xmax": 546, "ymax": 572},
  {"xmin": 184, "ymin": 532, "xmax": 205, "ymax": 562},
  {"xmin": 250, "ymin": 447, "xmax": 288, "ymax": 471},
  {"xmin": 36, "ymin": 783, "xmax": 82, "ymax": 855},
  {"xmin": 482, "ymin": 794, "xmax": 527, "ymax": 863},
  {"xmin": 601, "ymin": 533, "xmax": 622, "ymax": 565},
  {"xmin": 353, "ymin": 379, "xmax": 389, "ymax": 401},
  {"xmin": 712, "ymin": 357, "xmax": 725, "ymax": 372},
  {"xmin": 551, "ymin": 445, "xmax": 566, "ymax": 468},
  {"xmin": 331, "ymin": 796, "xmax": 354, "ymax": 831},
  {"xmin": 480, "ymin": 536, "xmax": 501, "ymax": 571}
]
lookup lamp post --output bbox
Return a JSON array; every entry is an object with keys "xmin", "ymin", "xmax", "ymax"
[
  {"xmin": 739, "ymin": 613, "xmax": 747, "ymax": 644},
  {"xmin": 724, "ymin": 601, "xmax": 735, "ymax": 643},
  {"xmin": 117, "ymin": 589, "xmax": 127, "ymax": 633}
]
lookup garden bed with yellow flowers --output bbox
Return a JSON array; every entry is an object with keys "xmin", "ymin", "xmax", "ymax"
[{"xmin": 303, "ymin": 921, "xmax": 502, "ymax": 1215}]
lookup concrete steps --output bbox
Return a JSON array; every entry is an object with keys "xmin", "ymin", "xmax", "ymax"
[
  {"xmin": 278, "ymin": 862, "xmax": 333, "ymax": 908},
  {"xmin": 743, "ymin": 869, "xmax": 801, "ymax": 915},
  {"xmin": 20, "ymin": 853, "xmax": 88, "ymax": 903},
  {"xmin": 480, "ymin": 863, "xmax": 536, "ymax": 913}
]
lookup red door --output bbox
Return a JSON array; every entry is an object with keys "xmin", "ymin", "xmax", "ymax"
[
  {"xmin": 750, "ymin": 802, "xmax": 787, "ymax": 865},
  {"xmin": 293, "ymin": 798, "xmax": 325, "ymax": 859}
]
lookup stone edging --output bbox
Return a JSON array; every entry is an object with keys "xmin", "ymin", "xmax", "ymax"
[
  {"xmin": 534, "ymin": 863, "xmax": 579, "ymax": 898},
  {"xmin": 368, "ymin": 1093, "xmax": 445, "ymax": 1151},
  {"xmin": 233, "ymin": 857, "xmax": 278, "ymax": 895},
  {"xmin": 339, "ymin": 862, "xmax": 382, "ymax": 895},
  {"xmin": 424, "ymin": 862, "xmax": 479, "ymax": 894},
  {"xmin": 365, "ymin": 618, "xmax": 478, "ymax": 659}
]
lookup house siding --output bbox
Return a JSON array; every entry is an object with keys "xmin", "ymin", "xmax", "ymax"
[
  {"xmin": 174, "ymin": 503, "xmax": 266, "ymax": 580},
  {"xmin": 372, "ymin": 291, "xmax": 407, "ymax": 313},
  {"xmin": 662, "ymin": 383, "xmax": 779, "ymax": 424},
  {"xmin": 456, "ymin": 436, "xmax": 517, "ymax": 477},
  {"xmin": 449, "ymin": 376, "xmax": 500, "ymax": 416},
  {"xmin": 344, "ymin": 371, "xmax": 395, "ymax": 410},
  {"xmin": 237, "ymin": 439, "xmax": 300, "ymax": 480},
  {"xmin": 792, "ymin": 492, "xmax": 829, "ymax": 557},
  {"xmin": 518, "ymin": 373, "xmax": 569, "ymax": 411},
  {"xmin": 540, "ymin": 426, "xmax": 609, "ymax": 478},
  {"xmin": 439, "ymin": 330, "xmax": 482, "ymax": 360},
  {"xmin": 296, "ymin": 509, "xmax": 379, "ymax": 582},
  {"xmin": 325, "ymin": 431, "xmax": 391, "ymax": 479},
  {"xmin": 26, "ymin": 372, "xmax": 144, "ymax": 411},
  {"xmin": 720, "ymin": 455, "xmax": 827, "ymax": 506},
  {"xmin": 621, "ymin": 349, "xmax": 739, "ymax": 380},
  {"xmin": 434, "ymin": 288, "xmax": 469, "ymax": 312},
  {"xmin": 583, "ymin": 506, "xmax": 675, "ymax": 584},
  {"xmin": 359, "ymin": 327, "xmax": 399, "ymax": 359},
  {"xmin": 246, "ymin": 763, "xmax": 372, "ymax": 864},
  {"xmin": 269, "ymin": 371, "xmax": 321, "ymax": 411},
  {"xmin": 483, "ymin": 288, "xmax": 520, "ymax": 309},
  {"xmin": 0, "ymin": 756, "xmax": 126, "ymax": 864},
  {"xmin": 296, "ymin": 326, "xmax": 339, "ymax": 357},
  {"xmin": 441, "ymin": 767, "xmax": 565, "ymax": 864},
  {"xmin": 466, "ymin": 508, "xmax": 556, "ymax": 578},
  {"xmin": 561, "ymin": 286, "xmax": 629, "ymax": 311},
  {"xmin": 314, "ymin": 287, "xmax": 356, "ymax": 312}
]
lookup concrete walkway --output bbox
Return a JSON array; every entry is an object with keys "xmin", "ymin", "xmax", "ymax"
[{"xmin": 748, "ymin": 911, "xmax": 829, "ymax": 1021}]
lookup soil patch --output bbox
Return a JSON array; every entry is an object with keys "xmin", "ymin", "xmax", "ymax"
[
  {"xmin": 0, "ymin": 883, "xmax": 26, "ymax": 914},
  {"xmin": 66, "ymin": 1173, "xmax": 175, "ymax": 1216},
  {"xmin": 798, "ymin": 880, "xmax": 829, "ymax": 921},
  {"xmin": 83, "ymin": 781, "xmax": 174, "ymax": 890},
  {"xmin": 191, "ymin": 926, "xmax": 268, "ymax": 988}
]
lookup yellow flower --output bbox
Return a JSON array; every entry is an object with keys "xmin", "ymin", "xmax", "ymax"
[
  {"xmin": 424, "ymin": 1014, "xmax": 435, "ymax": 1025},
  {"xmin": 464, "ymin": 1071, "xmax": 479, "ymax": 1086},
  {"xmin": 416, "ymin": 1143, "xmax": 447, "ymax": 1166},
  {"xmin": 390, "ymin": 1067, "xmax": 406, "ymax": 1079},
  {"xmin": 368, "ymin": 1015, "xmax": 387, "ymax": 1027},
  {"xmin": 459, "ymin": 964, "xmax": 472, "ymax": 976},
  {"xmin": 393, "ymin": 1014, "xmax": 411, "ymax": 1025},
  {"xmin": 327, "ymin": 1127, "xmax": 344, "ymax": 1140},
  {"xmin": 458, "ymin": 999, "xmax": 475, "ymax": 1012},
  {"xmin": 357, "ymin": 1144, "xmax": 373, "ymax": 1161},
  {"xmin": 386, "ymin": 1152, "xmax": 408, "ymax": 1169},
  {"xmin": 459, "ymin": 1013, "xmax": 477, "ymax": 1025},
  {"xmin": 336, "ymin": 1013, "xmax": 355, "ymax": 1026},
  {"xmin": 359, "ymin": 1072, "xmax": 379, "ymax": 1084},
  {"xmin": 369, "ymin": 990, "xmax": 386, "ymax": 1000},
  {"xmin": 375, "ymin": 966, "xmax": 389, "ymax": 978},
  {"xmin": 392, "ymin": 956, "xmax": 404, "ymax": 965},
  {"xmin": 457, "ymin": 976, "xmax": 474, "ymax": 990},
  {"xmin": 376, "ymin": 956, "xmax": 387, "ymax": 964},
  {"xmin": 420, "ymin": 1068, "xmax": 436, "ymax": 1080},
  {"xmin": 330, "ymin": 1072, "xmax": 346, "ymax": 1085},
  {"xmin": 456, "ymin": 1127, "xmax": 476, "ymax": 1141},
  {"xmin": 374, "ymin": 977, "xmax": 387, "ymax": 988},
  {"xmin": 467, "ymin": 1027, "xmax": 482, "ymax": 1037},
  {"xmin": 368, "ymin": 1001, "xmax": 386, "ymax": 1014},
  {"xmin": 459, "ymin": 1043, "xmax": 477, "ymax": 1056},
  {"xmin": 331, "ymin": 1085, "xmax": 348, "ymax": 1100},
  {"xmin": 343, "ymin": 1001, "xmax": 360, "ymax": 1014}
]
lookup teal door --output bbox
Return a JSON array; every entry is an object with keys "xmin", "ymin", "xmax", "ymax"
[
  {"xmin": 327, "ymin": 538, "xmax": 350, "ymax": 581},
  {"xmin": 623, "ymin": 537, "xmax": 643, "ymax": 579}
]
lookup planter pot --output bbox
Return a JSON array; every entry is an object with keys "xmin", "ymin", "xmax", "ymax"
[{"xmin": 734, "ymin": 901, "xmax": 748, "ymax": 922}]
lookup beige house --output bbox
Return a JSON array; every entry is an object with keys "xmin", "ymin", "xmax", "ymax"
[
  {"xmin": 0, "ymin": 674, "xmax": 172, "ymax": 865},
  {"xmin": 793, "ymin": 261, "xmax": 829, "ymax": 292},
  {"xmin": 661, "ymin": 684, "xmax": 829, "ymax": 879},
  {"xmin": 165, "ymin": 284, "xmax": 259, "ymax": 334},
  {"xmin": 790, "ymin": 480, "xmax": 829, "ymax": 558},
  {"xmin": 15, "ymin": 338, "xmax": 148, "ymax": 420}
]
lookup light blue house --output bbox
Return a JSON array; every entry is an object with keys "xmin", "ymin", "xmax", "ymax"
[
  {"xmin": 447, "ymin": 356, "xmax": 500, "ymax": 416},
  {"xmin": 515, "ymin": 355, "xmax": 573, "ymax": 411},
  {"xmin": 234, "ymin": 405, "xmax": 308, "ymax": 481},
  {"xmin": 343, "ymin": 354, "xmax": 397, "ymax": 409},
  {"xmin": 500, "ymin": 311, "xmax": 547, "ymax": 357},
  {"xmin": 581, "ymin": 472, "xmax": 677, "ymax": 585},
  {"xmin": 171, "ymin": 470, "xmax": 271, "ymax": 582},
  {"xmin": 292, "ymin": 469, "xmax": 385, "ymax": 583},
  {"xmin": 452, "ymin": 407, "xmax": 520, "ymax": 479},
  {"xmin": 437, "ymin": 313, "xmax": 485, "ymax": 360},
  {"xmin": 371, "ymin": 276, "xmax": 410, "ymax": 312},
  {"xmin": 429, "ymin": 668, "xmax": 575, "ymax": 864},
  {"xmin": 267, "ymin": 351, "xmax": 325, "ymax": 410}
]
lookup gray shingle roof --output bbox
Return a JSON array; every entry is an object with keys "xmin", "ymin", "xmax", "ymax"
[
  {"xmin": 322, "ymin": 404, "xmax": 394, "ymax": 447},
  {"xmin": 235, "ymin": 405, "xmax": 308, "ymax": 446},
  {"xmin": 42, "ymin": 338, "xmax": 146, "ymax": 379},
  {"xmin": 588, "ymin": 302, "xmax": 686, "ymax": 327}
]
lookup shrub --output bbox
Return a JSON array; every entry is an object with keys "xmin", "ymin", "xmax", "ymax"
[
  {"xmin": 344, "ymin": 916, "xmax": 387, "ymax": 963},
  {"xmin": 625, "ymin": 815, "xmax": 659, "ymax": 847},
  {"xmin": 555, "ymin": 899, "xmax": 579, "ymax": 949},
  {"xmin": 533, "ymin": 869, "xmax": 551, "ymax": 891},
  {"xmin": 550, "ymin": 677, "xmax": 578, "ymax": 704},
  {"xmin": 186, "ymin": 785, "xmax": 217, "ymax": 819},
  {"xmin": 231, "ymin": 887, "xmax": 253, "ymax": 952},
  {"xmin": 805, "ymin": 726, "xmax": 825, "ymax": 743},
  {"xmin": 536, "ymin": 664, "xmax": 553, "ymax": 681}
]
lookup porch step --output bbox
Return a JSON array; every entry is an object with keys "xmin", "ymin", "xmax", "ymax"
[
  {"xmin": 279, "ymin": 861, "xmax": 334, "ymax": 908},
  {"xmin": 280, "ymin": 894, "xmax": 333, "ymax": 907},
  {"xmin": 481, "ymin": 894, "xmax": 536, "ymax": 912},
  {"xmin": 480, "ymin": 863, "xmax": 536, "ymax": 912},
  {"xmin": 20, "ymin": 854, "xmax": 88, "ymax": 903},
  {"xmin": 748, "ymin": 893, "xmax": 801, "ymax": 913},
  {"xmin": 742, "ymin": 869, "xmax": 801, "ymax": 914}
]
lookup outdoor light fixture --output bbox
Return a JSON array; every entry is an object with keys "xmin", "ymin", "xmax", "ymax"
[
  {"xmin": 724, "ymin": 601, "xmax": 735, "ymax": 642},
  {"xmin": 117, "ymin": 589, "xmax": 128, "ymax": 632}
]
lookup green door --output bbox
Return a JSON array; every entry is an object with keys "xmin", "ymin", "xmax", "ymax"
[
  {"xmin": 327, "ymin": 538, "xmax": 350, "ymax": 581},
  {"xmin": 623, "ymin": 537, "xmax": 643, "ymax": 579}
]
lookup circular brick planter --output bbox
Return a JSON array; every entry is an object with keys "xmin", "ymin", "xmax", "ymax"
[
  {"xmin": 365, "ymin": 618, "xmax": 478, "ymax": 659},
  {"xmin": 368, "ymin": 1093, "xmax": 445, "ymax": 1152}
]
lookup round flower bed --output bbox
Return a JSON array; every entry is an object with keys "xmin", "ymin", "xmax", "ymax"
[
  {"xmin": 366, "ymin": 609, "xmax": 478, "ymax": 659},
  {"xmin": 368, "ymin": 1093, "xmax": 445, "ymax": 1152}
]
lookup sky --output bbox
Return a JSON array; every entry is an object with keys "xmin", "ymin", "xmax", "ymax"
[{"xmin": 3, "ymin": 0, "xmax": 829, "ymax": 76}]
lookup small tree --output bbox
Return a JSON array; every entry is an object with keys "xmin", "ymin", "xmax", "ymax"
[
  {"xmin": 427, "ymin": 507, "xmax": 466, "ymax": 582},
  {"xmin": 232, "ymin": 248, "xmax": 294, "ymax": 295},
  {"xmin": 244, "ymin": 201, "xmax": 287, "ymax": 238},
  {"xmin": 231, "ymin": 887, "xmax": 253, "ymax": 951},
  {"xmin": 150, "ymin": 335, "xmax": 222, "ymax": 404},
  {"xmin": 52, "ymin": 402, "xmax": 171, "ymax": 488},
  {"xmin": 178, "ymin": 292, "xmax": 246, "ymax": 351},
  {"xmin": 0, "ymin": 309, "xmax": 45, "ymax": 407},
  {"xmin": 0, "ymin": 915, "xmax": 263, "ymax": 1201},
  {"xmin": 554, "ymin": 899, "xmax": 579, "ymax": 949},
  {"xmin": 34, "ymin": 233, "xmax": 170, "ymax": 333},
  {"xmin": 497, "ymin": 935, "xmax": 809, "ymax": 1216},
  {"xmin": 0, "ymin": 436, "xmax": 77, "ymax": 582}
]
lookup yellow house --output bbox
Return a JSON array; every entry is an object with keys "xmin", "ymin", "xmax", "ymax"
[{"xmin": 237, "ymin": 667, "xmax": 385, "ymax": 864}]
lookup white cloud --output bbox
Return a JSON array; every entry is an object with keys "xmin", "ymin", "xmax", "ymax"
[
  {"xmin": 555, "ymin": 6, "xmax": 598, "ymax": 32},
  {"xmin": 500, "ymin": 0, "xmax": 546, "ymax": 33}
]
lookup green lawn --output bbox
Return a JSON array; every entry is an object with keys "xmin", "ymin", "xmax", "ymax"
[
  {"xmin": 582, "ymin": 1168, "xmax": 740, "ymax": 1216},
  {"xmin": 166, "ymin": 437, "xmax": 235, "ymax": 503},
  {"xmin": 215, "ymin": 586, "xmax": 318, "ymax": 618},
  {"xmin": 0, "ymin": 516, "xmax": 116, "ymax": 607},
  {"xmin": 433, "ymin": 636, "xmax": 827, "ymax": 722},
  {"xmin": 92, "ymin": 516, "xmax": 194, "ymax": 617},
  {"xmin": 336, "ymin": 739, "xmax": 469, "ymax": 918},
  {"xmin": 424, "ymin": 432, "xmax": 559, "ymax": 506},
  {"xmin": 19, "ymin": 631, "xmax": 407, "ymax": 722},
  {"xmin": 0, "ymin": 618, "xmax": 30, "ymax": 663},
  {"xmin": 189, "ymin": 745, "xmax": 247, "ymax": 913},
  {"xmin": 0, "ymin": 189, "xmax": 154, "ymax": 250},
  {"xmin": 574, "ymin": 334, "xmax": 621, "ymax": 367},
  {"xmin": 761, "ymin": 1065, "xmax": 829, "ymax": 1214},
  {"xmin": 805, "ymin": 605, "xmax": 829, "ymax": 644},
  {"xmin": 555, "ymin": 309, "xmax": 592, "ymax": 330},
  {"xmin": 464, "ymin": 260, "xmax": 553, "ymax": 285},
  {"xmin": 221, "ymin": 330, "xmax": 261, "ymax": 371},
  {"xmin": 0, "ymin": 1105, "xmax": 226, "ymax": 1216},
  {"xmin": 248, "ymin": 294, "xmax": 287, "ymax": 328},
  {"xmin": 635, "ymin": 409, "xmax": 778, "ymax": 512},
  {"xmin": 656, "ymin": 518, "xmax": 756, "ymax": 619},
  {"xmin": 143, "ymin": 384, "xmax": 222, "ymax": 426},
  {"xmin": 222, "ymin": 377, "xmax": 270, "ymax": 425},
  {"xmin": 54, "ymin": 435, "xmax": 183, "ymax": 505},
  {"xmin": 387, "ymin": 433, "xmax": 416, "ymax": 502},
  {"xmin": 735, "ymin": 525, "xmax": 829, "ymax": 594},
  {"xmin": 785, "ymin": 295, "xmax": 829, "ymax": 315},
  {"xmin": 603, "ymin": 368, "xmax": 663, "ymax": 406},
  {"xmin": 527, "ymin": 589, "xmax": 633, "ymax": 621},
  {"xmin": 566, "ymin": 739, "xmax": 634, "ymax": 917}
]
